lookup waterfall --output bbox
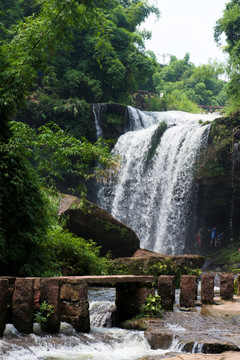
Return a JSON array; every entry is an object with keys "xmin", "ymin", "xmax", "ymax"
[
  {"xmin": 93, "ymin": 103, "xmax": 105, "ymax": 140},
  {"xmin": 98, "ymin": 107, "xmax": 220, "ymax": 254}
]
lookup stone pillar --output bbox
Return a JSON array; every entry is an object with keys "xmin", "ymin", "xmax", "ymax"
[
  {"xmin": 201, "ymin": 274, "xmax": 215, "ymax": 304},
  {"xmin": 116, "ymin": 281, "xmax": 154, "ymax": 323},
  {"xmin": 0, "ymin": 276, "xmax": 16, "ymax": 325},
  {"xmin": 180, "ymin": 275, "xmax": 196, "ymax": 308},
  {"xmin": 158, "ymin": 275, "xmax": 175, "ymax": 310},
  {"xmin": 60, "ymin": 280, "xmax": 90, "ymax": 333},
  {"xmin": 220, "ymin": 274, "xmax": 234, "ymax": 300},
  {"xmin": 237, "ymin": 275, "xmax": 240, "ymax": 296},
  {"xmin": 0, "ymin": 279, "xmax": 9, "ymax": 336},
  {"xmin": 12, "ymin": 278, "xmax": 34, "ymax": 334},
  {"xmin": 40, "ymin": 278, "xmax": 60, "ymax": 333}
]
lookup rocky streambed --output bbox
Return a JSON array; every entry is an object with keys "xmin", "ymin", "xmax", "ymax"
[{"xmin": 123, "ymin": 296, "xmax": 240, "ymax": 358}]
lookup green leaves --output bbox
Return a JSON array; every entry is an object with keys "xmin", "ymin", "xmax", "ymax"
[
  {"xmin": 10, "ymin": 121, "xmax": 119, "ymax": 196},
  {"xmin": 34, "ymin": 301, "xmax": 55, "ymax": 330},
  {"xmin": 140, "ymin": 294, "xmax": 163, "ymax": 318}
]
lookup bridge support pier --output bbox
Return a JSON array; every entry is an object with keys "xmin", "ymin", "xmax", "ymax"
[
  {"xmin": 201, "ymin": 274, "xmax": 215, "ymax": 304},
  {"xmin": 180, "ymin": 275, "xmax": 197, "ymax": 308},
  {"xmin": 60, "ymin": 279, "xmax": 90, "ymax": 333},
  {"xmin": 115, "ymin": 281, "xmax": 154, "ymax": 323},
  {"xmin": 12, "ymin": 278, "xmax": 34, "ymax": 334},
  {"xmin": 0, "ymin": 279, "xmax": 8, "ymax": 336},
  {"xmin": 158, "ymin": 275, "xmax": 175, "ymax": 310},
  {"xmin": 220, "ymin": 274, "xmax": 234, "ymax": 300}
]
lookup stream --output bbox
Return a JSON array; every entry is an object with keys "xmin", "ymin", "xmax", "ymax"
[{"xmin": 0, "ymin": 286, "xmax": 240, "ymax": 359}]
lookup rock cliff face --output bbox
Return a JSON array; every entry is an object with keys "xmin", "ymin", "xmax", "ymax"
[
  {"xmin": 58, "ymin": 194, "xmax": 140, "ymax": 258},
  {"xmin": 96, "ymin": 107, "xmax": 240, "ymax": 256},
  {"xmin": 194, "ymin": 116, "xmax": 240, "ymax": 254}
]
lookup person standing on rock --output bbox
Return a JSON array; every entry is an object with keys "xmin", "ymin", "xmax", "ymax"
[
  {"xmin": 209, "ymin": 227, "xmax": 216, "ymax": 246},
  {"xmin": 196, "ymin": 228, "xmax": 202, "ymax": 246},
  {"xmin": 216, "ymin": 232, "xmax": 223, "ymax": 247}
]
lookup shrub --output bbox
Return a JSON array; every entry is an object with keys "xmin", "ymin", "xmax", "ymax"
[
  {"xmin": 45, "ymin": 225, "xmax": 107, "ymax": 276},
  {"xmin": 140, "ymin": 294, "xmax": 163, "ymax": 318},
  {"xmin": 34, "ymin": 301, "xmax": 55, "ymax": 330}
]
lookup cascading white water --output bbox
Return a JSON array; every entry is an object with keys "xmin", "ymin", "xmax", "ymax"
[
  {"xmin": 90, "ymin": 300, "xmax": 116, "ymax": 328},
  {"xmin": 98, "ymin": 107, "xmax": 220, "ymax": 254},
  {"xmin": 93, "ymin": 103, "xmax": 104, "ymax": 139}
]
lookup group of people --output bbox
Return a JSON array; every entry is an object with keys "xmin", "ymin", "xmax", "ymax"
[
  {"xmin": 209, "ymin": 227, "xmax": 223, "ymax": 247},
  {"xmin": 196, "ymin": 227, "xmax": 223, "ymax": 247}
]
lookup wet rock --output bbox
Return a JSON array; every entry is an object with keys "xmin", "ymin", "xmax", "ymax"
[
  {"xmin": 58, "ymin": 195, "xmax": 140, "ymax": 259},
  {"xmin": 120, "ymin": 319, "xmax": 148, "ymax": 331},
  {"xmin": 181, "ymin": 341, "xmax": 239, "ymax": 354},
  {"xmin": 201, "ymin": 342, "xmax": 240, "ymax": 353},
  {"xmin": 181, "ymin": 342, "xmax": 194, "ymax": 352},
  {"xmin": 220, "ymin": 274, "xmax": 234, "ymax": 300},
  {"xmin": 158, "ymin": 275, "xmax": 175, "ymax": 310},
  {"xmin": 145, "ymin": 331, "xmax": 173, "ymax": 349}
]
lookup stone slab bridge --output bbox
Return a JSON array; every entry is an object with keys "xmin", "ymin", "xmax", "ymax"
[{"xmin": 0, "ymin": 273, "xmax": 239, "ymax": 336}]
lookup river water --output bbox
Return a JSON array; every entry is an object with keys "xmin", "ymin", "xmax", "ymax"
[
  {"xmin": 1, "ymin": 287, "xmax": 240, "ymax": 359},
  {"xmin": 0, "ymin": 288, "xmax": 181, "ymax": 360}
]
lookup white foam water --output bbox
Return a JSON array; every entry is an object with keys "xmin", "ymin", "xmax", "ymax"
[
  {"xmin": 0, "ymin": 323, "xmax": 180, "ymax": 360},
  {"xmin": 98, "ymin": 108, "xmax": 220, "ymax": 254}
]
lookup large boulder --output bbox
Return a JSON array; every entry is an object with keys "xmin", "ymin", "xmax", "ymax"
[
  {"xmin": 132, "ymin": 249, "xmax": 205, "ymax": 268},
  {"xmin": 58, "ymin": 195, "xmax": 140, "ymax": 258}
]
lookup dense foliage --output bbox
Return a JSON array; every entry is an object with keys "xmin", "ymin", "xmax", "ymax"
[
  {"xmin": 148, "ymin": 54, "xmax": 227, "ymax": 112},
  {"xmin": 214, "ymin": 0, "xmax": 240, "ymax": 114},
  {"xmin": 11, "ymin": 0, "xmax": 160, "ymax": 138},
  {"xmin": 0, "ymin": 0, "xmax": 134, "ymax": 275}
]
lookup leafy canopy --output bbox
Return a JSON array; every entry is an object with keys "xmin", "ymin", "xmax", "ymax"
[{"xmin": 214, "ymin": 0, "xmax": 240, "ymax": 113}]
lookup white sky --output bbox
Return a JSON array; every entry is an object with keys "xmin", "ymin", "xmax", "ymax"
[{"xmin": 141, "ymin": 0, "xmax": 229, "ymax": 66}]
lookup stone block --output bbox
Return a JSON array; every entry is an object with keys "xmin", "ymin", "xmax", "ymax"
[
  {"xmin": 40, "ymin": 278, "xmax": 60, "ymax": 333},
  {"xmin": 201, "ymin": 274, "xmax": 215, "ymax": 304},
  {"xmin": 60, "ymin": 282, "xmax": 88, "ymax": 301},
  {"xmin": 0, "ymin": 279, "xmax": 9, "ymax": 336},
  {"xmin": 61, "ymin": 300, "xmax": 89, "ymax": 318},
  {"xmin": 12, "ymin": 278, "xmax": 34, "ymax": 334},
  {"xmin": 158, "ymin": 275, "xmax": 175, "ymax": 310},
  {"xmin": 220, "ymin": 274, "xmax": 234, "ymax": 300},
  {"xmin": 60, "ymin": 300, "xmax": 90, "ymax": 332},
  {"xmin": 180, "ymin": 275, "xmax": 196, "ymax": 308}
]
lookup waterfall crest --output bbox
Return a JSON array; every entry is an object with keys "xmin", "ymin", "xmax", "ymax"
[{"xmin": 98, "ymin": 108, "xmax": 220, "ymax": 254}]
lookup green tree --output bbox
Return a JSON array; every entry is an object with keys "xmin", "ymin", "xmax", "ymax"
[
  {"xmin": 152, "ymin": 54, "xmax": 227, "ymax": 111},
  {"xmin": 214, "ymin": 0, "xmax": 240, "ymax": 114},
  {"xmin": 0, "ymin": 0, "xmax": 119, "ymax": 275}
]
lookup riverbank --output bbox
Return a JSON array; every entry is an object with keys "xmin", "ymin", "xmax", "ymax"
[{"xmin": 140, "ymin": 352, "xmax": 240, "ymax": 360}]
